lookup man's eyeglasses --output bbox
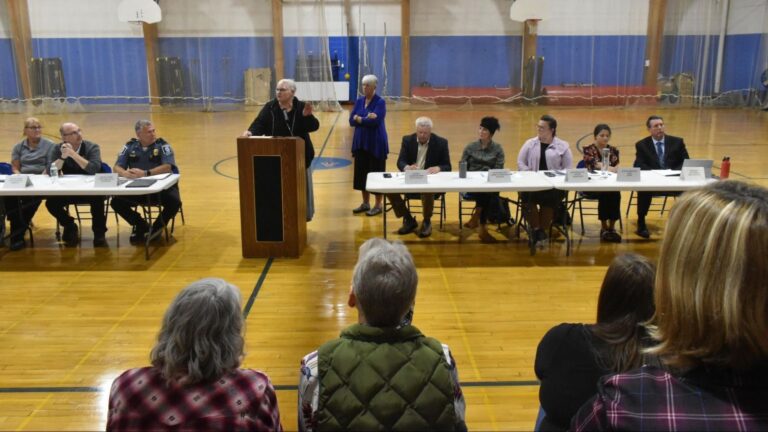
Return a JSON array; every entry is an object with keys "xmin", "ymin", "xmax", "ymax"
[
  {"xmin": 61, "ymin": 130, "xmax": 81, "ymax": 137},
  {"xmin": 275, "ymin": 88, "xmax": 291, "ymax": 92},
  {"xmin": 25, "ymin": 126, "xmax": 42, "ymax": 130}
]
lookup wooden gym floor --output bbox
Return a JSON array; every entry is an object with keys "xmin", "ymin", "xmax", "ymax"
[{"xmin": 0, "ymin": 105, "xmax": 766, "ymax": 430}]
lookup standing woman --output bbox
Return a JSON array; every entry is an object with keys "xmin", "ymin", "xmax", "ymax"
[
  {"xmin": 244, "ymin": 78, "xmax": 319, "ymax": 221},
  {"xmin": 581, "ymin": 124, "xmax": 621, "ymax": 242},
  {"xmin": 5, "ymin": 117, "xmax": 55, "ymax": 251},
  {"xmin": 517, "ymin": 114, "xmax": 573, "ymax": 245},
  {"xmin": 350, "ymin": 74, "xmax": 388, "ymax": 216},
  {"xmin": 459, "ymin": 116, "xmax": 504, "ymax": 241}
]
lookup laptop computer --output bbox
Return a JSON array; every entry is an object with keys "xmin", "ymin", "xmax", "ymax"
[{"xmin": 682, "ymin": 159, "xmax": 714, "ymax": 179}]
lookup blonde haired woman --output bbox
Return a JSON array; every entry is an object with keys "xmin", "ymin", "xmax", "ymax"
[{"xmin": 572, "ymin": 180, "xmax": 768, "ymax": 431}]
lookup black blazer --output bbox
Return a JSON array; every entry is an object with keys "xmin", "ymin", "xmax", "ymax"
[
  {"xmin": 395, "ymin": 133, "xmax": 452, "ymax": 172},
  {"xmin": 634, "ymin": 134, "xmax": 689, "ymax": 170},
  {"xmin": 248, "ymin": 97, "xmax": 319, "ymax": 168}
]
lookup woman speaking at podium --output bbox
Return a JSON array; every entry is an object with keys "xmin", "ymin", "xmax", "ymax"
[{"xmin": 243, "ymin": 78, "xmax": 320, "ymax": 221}]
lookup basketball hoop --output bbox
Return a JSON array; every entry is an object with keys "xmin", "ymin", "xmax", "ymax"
[
  {"xmin": 509, "ymin": 0, "xmax": 548, "ymax": 23},
  {"xmin": 118, "ymin": 0, "xmax": 162, "ymax": 24}
]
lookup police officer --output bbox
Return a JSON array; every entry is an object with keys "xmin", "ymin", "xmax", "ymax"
[{"xmin": 111, "ymin": 120, "xmax": 181, "ymax": 244}]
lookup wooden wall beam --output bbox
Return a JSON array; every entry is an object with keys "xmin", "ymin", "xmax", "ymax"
[
  {"xmin": 401, "ymin": 0, "xmax": 410, "ymax": 97},
  {"xmin": 142, "ymin": 22, "xmax": 160, "ymax": 106},
  {"xmin": 643, "ymin": 0, "xmax": 667, "ymax": 88},
  {"xmin": 272, "ymin": 0, "xmax": 285, "ymax": 82},
  {"xmin": 6, "ymin": 0, "xmax": 33, "ymax": 100}
]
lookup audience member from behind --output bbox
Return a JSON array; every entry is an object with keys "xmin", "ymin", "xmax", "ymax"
[
  {"xmin": 298, "ymin": 238, "xmax": 466, "ymax": 431},
  {"xmin": 534, "ymin": 253, "xmax": 655, "ymax": 431},
  {"xmin": 111, "ymin": 120, "xmax": 181, "ymax": 245},
  {"xmin": 517, "ymin": 114, "xmax": 573, "ymax": 245},
  {"xmin": 572, "ymin": 180, "xmax": 768, "ymax": 431},
  {"xmin": 581, "ymin": 124, "xmax": 622, "ymax": 242},
  {"xmin": 44, "ymin": 122, "xmax": 107, "ymax": 247},
  {"xmin": 107, "ymin": 278, "xmax": 282, "ymax": 431},
  {"xmin": 632, "ymin": 115, "xmax": 689, "ymax": 239},
  {"xmin": 459, "ymin": 116, "xmax": 504, "ymax": 242},
  {"xmin": 5, "ymin": 117, "xmax": 55, "ymax": 251},
  {"xmin": 387, "ymin": 116, "xmax": 451, "ymax": 238}
]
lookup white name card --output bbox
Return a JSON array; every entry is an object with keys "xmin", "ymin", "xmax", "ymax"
[
  {"xmin": 3, "ymin": 175, "xmax": 32, "ymax": 189},
  {"xmin": 487, "ymin": 169, "xmax": 511, "ymax": 183},
  {"xmin": 681, "ymin": 166, "xmax": 705, "ymax": 181},
  {"xmin": 617, "ymin": 168, "xmax": 641, "ymax": 182},
  {"xmin": 94, "ymin": 173, "xmax": 118, "ymax": 188},
  {"xmin": 565, "ymin": 169, "xmax": 589, "ymax": 183},
  {"xmin": 404, "ymin": 170, "xmax": 428, "ymax": 184}
]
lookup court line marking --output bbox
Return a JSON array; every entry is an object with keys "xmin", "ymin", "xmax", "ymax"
[
  {"xmin": 0, "ymin": 380, "xmax": 541, "ymax": 394},
  {"xmin": 243, "ymin": 257, "xmax": 274, "ymax": 319},
  {"xmin": 212, "ymin": 111, "xmax": 342, "ymax": 180}
]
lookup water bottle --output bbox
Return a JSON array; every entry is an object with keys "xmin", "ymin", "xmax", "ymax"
[
  {"xmin": 601, "ymin": 147, "xmax": 611, "ymax": 176},
  {"xmin": 720, "ymin": 156, "xmax": 730, "ymax": 179},
  {"xmin": 50, "ymin": 162, "xmax": 59, "ymax": 181},
  {"xmin": 459, "ymin": 160, "xmax": 467, "ymax": 178}
]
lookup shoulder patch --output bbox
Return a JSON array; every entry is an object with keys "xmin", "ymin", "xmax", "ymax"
[
  {"xmin": 119, "ymin": 144, "xmax": 130, "ymax": 156},
  {"xmin": 162, "ymin": 144, "xmax": 173, "ymax": 156}
]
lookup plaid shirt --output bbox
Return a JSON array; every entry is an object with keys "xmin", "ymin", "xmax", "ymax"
[
  {"xmin": 571, "ymin": 365, "xmax": 768, "ymax": 431},
  {"xmin": 107, "ymin": 367, "xmax": 282, "ymax": 431}
]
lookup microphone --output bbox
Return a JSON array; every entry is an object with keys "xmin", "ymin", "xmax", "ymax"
[{"xmin": 282, "ymin": 109, "xmax": 289, "ymax": 121}]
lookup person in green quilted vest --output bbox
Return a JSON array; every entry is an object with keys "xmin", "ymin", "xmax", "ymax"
[{"xmin": 298, "ymin": 238, "xmax": 467, "ymax": 431}]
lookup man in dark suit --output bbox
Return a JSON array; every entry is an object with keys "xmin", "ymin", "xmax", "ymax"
[
  {"xmin": 387, "ymin": 117, "xmax": 451, "ymax": 238},
  {"xmin": 633, "ymin": 115, "xmax": 689, "ymax": 238}
]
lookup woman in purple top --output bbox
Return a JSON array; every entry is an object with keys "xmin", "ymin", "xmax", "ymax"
[
  {"xmin": 350, "ymin": 74, "xmax": 388, "ymax": 216},
  {"xmin": 517, "ymin": 114, "xmax": 573, "ymax": 245}
]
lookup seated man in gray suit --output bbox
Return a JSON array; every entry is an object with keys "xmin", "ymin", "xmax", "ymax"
[{"xmin": 386, "ymin": 117, "xmax": 451, "ymax": 238}]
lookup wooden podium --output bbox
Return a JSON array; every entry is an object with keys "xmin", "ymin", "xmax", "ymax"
[{"xmin": 237, "ymin": 137, "xmax": 307, "ymax": 258}]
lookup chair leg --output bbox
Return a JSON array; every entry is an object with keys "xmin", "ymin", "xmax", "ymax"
[{"xmin": 625, "ymin": 191, "xmax": 634, "ymax": 218}]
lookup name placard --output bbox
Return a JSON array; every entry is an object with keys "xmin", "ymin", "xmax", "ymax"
[
  {"xmin": 487, "ymin": 169, "xmax": 511, "ymax": 183},
  {"xmin": 404, "ymin": 170, "xmax": 428, "ymax": 184},
  {"xmin": 617, "ymin": 167, "xmax": 641, "ymax": 182},
  {"xmin": 3, "ymin": 175, "xmax": 32, "ymax": 189},
  {"xmin": 565, "ymin": 169, "xmax": 589, "ymax": 183},
  {"xmin": 94, "ymin": 173, "xmax": 118, "ymax": 188},
  {"xmin": 681, "ymin": 166, "xmax": 705, "ymax": 181}
]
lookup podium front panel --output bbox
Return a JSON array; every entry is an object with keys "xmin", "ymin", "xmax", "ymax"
[{"xmin": 253, "ymin": 155, "xmax": 283, "ymax": 242}]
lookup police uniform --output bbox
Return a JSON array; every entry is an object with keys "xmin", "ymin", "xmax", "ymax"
[{"xmin": 110, "ymin": 138, "xmax": 181, "ymax": 240}]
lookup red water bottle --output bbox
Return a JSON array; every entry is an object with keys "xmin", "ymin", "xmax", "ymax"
[{"xmin": 720, "ymin": 156, "xmax": 730, "ymax": 179}]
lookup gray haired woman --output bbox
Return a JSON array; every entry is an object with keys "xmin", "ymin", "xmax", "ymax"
[{"xmin": 107, "ymin": 278, "xmax": 282, "ymax": 431}]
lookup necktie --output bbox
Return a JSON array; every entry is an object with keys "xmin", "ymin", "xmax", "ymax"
[{"xmin": 655, "ymin": 141, "xmax": 665, "ymax": 168}]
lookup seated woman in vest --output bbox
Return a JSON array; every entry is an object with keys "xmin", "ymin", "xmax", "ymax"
[
  {"xmin": 460, "ymin": 116, "xmax": 505, "ymax": 242},
  {"xmin": 299, "ymin": 238, "xmax": 466, "ymax": 431},
  {"xmin": 107, "ymin": 278, "xmax": 282, "ymax": 431},
  {"xmin": 535, "ymin": 253, "xmax": 655, "ymax": 431},
  {"xmin": 572, "ymin": 180, "xmax": 768, "ymax": 431}
]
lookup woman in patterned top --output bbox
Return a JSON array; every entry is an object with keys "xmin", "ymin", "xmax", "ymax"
[
  {"xmin": 459, "ymin": 116, "xmax": 505, "ymax": 242},
  {"xmin": 107, "ymin": 278, "xmax": 282, "ymax": 431},
  {"xmin": 581, "ymin": 124, "xmax": 621, "ymax": 242},
  {"xmin": 572, "ymin": 181, "xmax": 768, "ymax": 431}
]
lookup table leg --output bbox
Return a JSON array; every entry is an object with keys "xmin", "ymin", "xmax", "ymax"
[{"xmin": 382, "ymin": 195, "xmax": 388, "ymax": 239}]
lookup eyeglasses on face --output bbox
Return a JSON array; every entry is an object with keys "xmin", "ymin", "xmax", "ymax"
[
  {"xmin": 25, "ymin": 126, "xmax": 42, "ymax": 130},
  {"xmin": 276, "ymin": 87, "xmax": 291, "ymax": 92},
  {"xmin": 61, "ymin": 130, "xmax": 81, "ymax": 137}
]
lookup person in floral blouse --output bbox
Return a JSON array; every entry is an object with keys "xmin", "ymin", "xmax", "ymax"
[{"xmin": 581, "ymin": 124, "xmax": 621, "ymax": 242}]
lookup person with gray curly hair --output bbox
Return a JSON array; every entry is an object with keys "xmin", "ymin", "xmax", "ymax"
[
  {"xmin": 107, "ymin": 278, "xmax": 282, "ymax": 431},
  {"xmin": 298, "ymin": 239, "xmax": 466, "ymax": 431}
]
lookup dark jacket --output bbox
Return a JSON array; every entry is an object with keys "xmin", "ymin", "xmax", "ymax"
[
  {"xmin": 396, "ymin": 132, "xmax": 452, "ymax": 172},
  {"xmin": 49, "ymin": 140, "xmax": 103, "ymax": 175},
  {"xmin": 248, "ymin": 97, "xmax": 319, "ymax": 168},
  {"xmin": 634, "ymin": 134, "xmax": 689, "ymax": 170}
]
